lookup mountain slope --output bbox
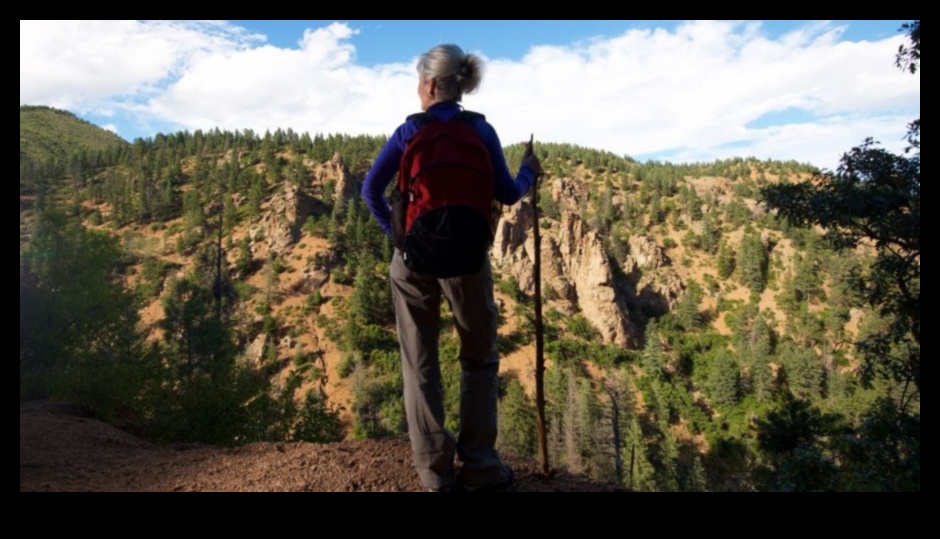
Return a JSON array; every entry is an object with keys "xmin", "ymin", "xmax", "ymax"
[
  {"xmin": 20, "ymin": 111, "xmax": 917, "ymax": 492},
  {"xmin": 20, "ymin": 105, "xmax": 127, "ymax": 164}
]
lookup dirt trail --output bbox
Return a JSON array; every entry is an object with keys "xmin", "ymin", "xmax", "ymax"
[{"xmin": 20, "ymin": 401, "xmax": 622, "ymax": 492}]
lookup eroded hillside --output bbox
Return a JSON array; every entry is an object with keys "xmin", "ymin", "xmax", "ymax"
[{"xmin": 21, "ymin": 122, "xmax": 917, "ymax": 491}]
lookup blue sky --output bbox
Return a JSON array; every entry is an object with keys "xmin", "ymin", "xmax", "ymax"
[{"xmin": 20, "ymin": 20, "xmax": 919, "ymax": 170}]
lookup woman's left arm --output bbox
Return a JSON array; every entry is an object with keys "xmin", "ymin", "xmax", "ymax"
[{"xmin": 361, "ymin": 128, "xmax": 406, "ymax": 236}]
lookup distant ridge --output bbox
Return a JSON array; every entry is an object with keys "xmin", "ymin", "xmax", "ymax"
[{"xmin": 20, "ymin": 105, "xmax": 127, "ymax": 164}]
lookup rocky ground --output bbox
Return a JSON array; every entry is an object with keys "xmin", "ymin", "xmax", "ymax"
[{"xmin": 20, "ymin": 401, "xmax": 623, "ymax": 492}]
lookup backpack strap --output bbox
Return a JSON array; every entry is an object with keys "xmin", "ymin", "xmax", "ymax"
[
  {"xmin": 405, "ymin": 109, "xmax": 486, "ymax": 127},
  {"xmin": 458, "ymin": 110, "xmax": 485, "ymax": 123},
  {"xmin": 406, "ymin": 111, "xmax": 434, "ymax": 125}
]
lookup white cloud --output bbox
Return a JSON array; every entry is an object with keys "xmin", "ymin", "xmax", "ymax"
[
  {"xmin": 147, "ymin": 22, "xmax": 415, "ymax": 137},
  {"xmin": 20, "ymin": 20, "xmax": 919, "ymax": 169},
  {"xmin": 20, "ymin": 20, "xmax": 262, "ymax": 109},
  {"xmin": 472, "ymin": 21, "xmax": 918, "ymax": 169}
]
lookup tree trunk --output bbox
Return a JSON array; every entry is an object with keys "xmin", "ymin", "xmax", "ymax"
[{"xmin": 532, "ymin": 176, "xmax": 549, "ymax": 475}]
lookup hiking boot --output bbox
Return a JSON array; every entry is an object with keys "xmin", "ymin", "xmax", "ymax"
[{"xmin": 456, "ymin": 464, "xmax": 514, "ymax": 492}]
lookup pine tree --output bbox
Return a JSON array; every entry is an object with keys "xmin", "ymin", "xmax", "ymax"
[
  {"xmin": 782, "ymin": 343, "xmax": 824, "ymax": 400},
  {"xmin": 675, "ymin": 280, "xmax": 704, "ymax": 331},
  {"xmin": 623, "ymin": 415, "xmax": 657, "ymax": 491},
  {"xmin": 716, "ymin": 240, "xmax": 735, "ymax": 280},
  {"xmin": 497, "ymin": 378, "xmax": 537, "ymax": 457},
  {"xmin": 700, "ymin": 211, "xmax": 721, "ymax": 254},
  {"xmin": 642, "ymin": 320, "xmax": 666, "ymax": 379},
  {"xmin": 736, "ymin": 229, "xmax": 768, "ymax": 293},
  {"xmin": 708, "ymin": 353, "xmax": 742, "ymax": 407},
  {"xmin": 685, "ymin": 455, "xmax": 708, "ymax": 492}
]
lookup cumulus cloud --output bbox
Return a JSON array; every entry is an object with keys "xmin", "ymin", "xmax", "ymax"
[
  {"xmin": 20, "ymin": 20, "xmax": 919, "ymax": 169},
  {"xmin": 148, "ymin": 22, "xmax": 416, "ymax": 136},
  {"xmin": 20, "ymin": 20, "xmax": 263, "ymax": 109},
  {"xmin": 473, "ymin": 20, "xmax": 918, "ymax": 168}
]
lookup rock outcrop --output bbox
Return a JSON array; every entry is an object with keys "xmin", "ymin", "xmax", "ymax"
[
  {"xmin": 250, "ymin": 184, "xmax": 315, "ymax": 255},
  {"xmin": 245, "ymin": 333, "xmax": 267, "ymax": 366},
  {"xmin": 297, "ymin": 268, "xmax": 329, "ymax": 294},
  {"xmin": 492, "ymin": 199, "xmax": 634, "ymax": 347},
  {"xmin": 328, "ymin": 152, "xmax": 358, "ymax": 213},
  {"xmin": 622, "ymin": 234, "xmax": 684, "ymax": 317},
  {"xmin": 623, "ymin": 235, "xmax": 670, "ymax": 274}
]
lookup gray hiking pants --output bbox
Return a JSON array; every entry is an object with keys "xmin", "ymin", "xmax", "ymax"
[{"xmin": 390, "ymin": 249, "xmax": 504, "ymax": 490}]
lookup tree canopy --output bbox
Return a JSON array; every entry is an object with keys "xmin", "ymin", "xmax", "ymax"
[{"xmin": 761, "ymin": 21, "xmax": 920, "ymax": 393}]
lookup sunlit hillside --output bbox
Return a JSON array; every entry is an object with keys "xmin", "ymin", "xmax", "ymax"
[{"xmin": 20, "ymin": 101, "xmax": 919, "ymax": 491}]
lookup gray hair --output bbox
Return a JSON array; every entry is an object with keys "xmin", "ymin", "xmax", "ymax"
[{"xmin": 416, "ymin": 44, "xmax": 483, "ymax": 102}]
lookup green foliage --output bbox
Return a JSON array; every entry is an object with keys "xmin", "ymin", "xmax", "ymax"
[
  {"xmin": 543, "ymin": 365, "xmax": 609, "ymax": 478},
  {"xmin": 736, "ymin": 230, "xmax": 768, "ymax": 293},
  {"xmin": 702, "ymin": 273, "xmax": 719, "ymax": 294},
  {"xmin": 761, "ymin": 23, "xmax": 919, "ymax": 395},
  {"xmin": 159, "ymin": 271, "xmax": 231, "ymax": 355},
  {"xmin": 729, "ymin": 302, "xmax": 776, "ymax": 401},
  {"xmin": 674, "ymin": 280, "xmax": 704, "ymax": 331},
  {"xmin": 351, "ymin": 371, "xmax": 404, "ymax": 439},
  {"xmin": 538, "ymin": 180, "xmax": 560, "ymax": 220},
  {"xmin": 566, "ymin": 314, "xmax": 599, "ymax": 340},
  {"xmin": 496, "ymin": 275, "xmax": 525, "ymax": 302},
  {"xmin": 753, "ymin": 394, "xmax": 843, "ymax": 491},
  {"xmin": 895, "ymin": 21, "xmax": 920, "ymax": 74},
  {"xmin": 504, "ymin": 141, "xmax": 629, "ymax": 175},
  {"xmin": 137, "ymin": 256, "xmax": 179, "ymax": 300},
  {"xmin": 685, "ymin": 456, "xmax": 709, "ymax": 492},
  {"xmin": 291, "ymin": 389, "xmax": 344, "ymax": 443},
  {"xmin": 707, "ymin": 354, "xmax": 742, "ymax": 407},
  {"xmin": 247, "ymin": 177, "xmax": 264, "ymax": 217},
  {"xmin": 337, "ymin": 353, "xmax": 358, "ymax": 379},
  {"xmin": 20, "ymin": 210, "xmax": 148, "ymax": 420},
  {"xmin": 834, "ymin": 397, "xmax": 919, "ymax": 491},
  {"xmin": 20, "ymin": 105, "xmax": 127, "ymax": 165},
  {"xmin": 20, "ymin": 208, "xmax": 342, "ymax": 446},
  {"xmin": 716, "ymin": 241, "xmax": 735, "ymax": 279},
  {"xmin": 88, "ymin": 208, "xmax": 103, "ymax": 225},
  {"xmin": 623, "ymin": 415, "xmax": 658, "ymax": 491},
  {"xmin": 755, "ymin": 368, "xmax": 919, "ymax": 491},
  {"xmin": 347, "ymin": 250, "xmax": 393, "ymax": 331},
  {"xmin": 234, "ymin": 237, "xmax": 256, "ymax": 278},
  {"xmin": 724, "ymin": 200, "xmax": 752, "ymax": 228},
  {"xmin": 497, "ymin": 378, "xmax": 537, "ymax": 457},
  {"xmin": 699, "ymin": 212, "xmax": 722, "ymax": 254},
  {"xmin": 641, "ymin": 320, "xmax": 666, "ymax": 379}
]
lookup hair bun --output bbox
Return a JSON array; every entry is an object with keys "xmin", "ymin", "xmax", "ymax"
[{"xmin": 417, "ymin": 44, "xmax": 482, "ymax": 100}]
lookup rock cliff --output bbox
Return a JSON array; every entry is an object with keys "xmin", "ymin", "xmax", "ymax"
[{"xmin": 492, "ymin": 194, "xmax": 634, "ymax": 347}]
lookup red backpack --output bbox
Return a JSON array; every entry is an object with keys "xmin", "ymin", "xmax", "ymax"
[{"xmin": 391, "ymin": 110, "xmax": 495, "ymax": 278}]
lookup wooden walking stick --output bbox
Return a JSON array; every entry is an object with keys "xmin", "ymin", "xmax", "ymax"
[{"xmin": 527, "ymin": 134, "xmax": 550, "ymax": 474}]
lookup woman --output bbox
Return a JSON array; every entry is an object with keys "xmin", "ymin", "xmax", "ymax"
[{"xmin": 362, "ymin": 43, "xmax": 541, "ymax": 492}]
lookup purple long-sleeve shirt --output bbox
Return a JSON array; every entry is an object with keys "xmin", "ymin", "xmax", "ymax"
[{"xmin": 361, "ymin": 101, "xmax": 536, "ymax": 236}]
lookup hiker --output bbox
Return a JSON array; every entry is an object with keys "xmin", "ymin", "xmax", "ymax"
[{"xmin": 362, "ymin": 43, "xmax": 542, "ymax": 491}]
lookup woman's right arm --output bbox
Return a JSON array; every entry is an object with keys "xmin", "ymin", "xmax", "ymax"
[{"xmin": 475, "ymin": 119, "xmax": 537, "ymax": 205}]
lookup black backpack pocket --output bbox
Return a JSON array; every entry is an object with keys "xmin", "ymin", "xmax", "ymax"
[{"xmin": 402, "ymin": 206, "xmax": 490, "ymax": 278}]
